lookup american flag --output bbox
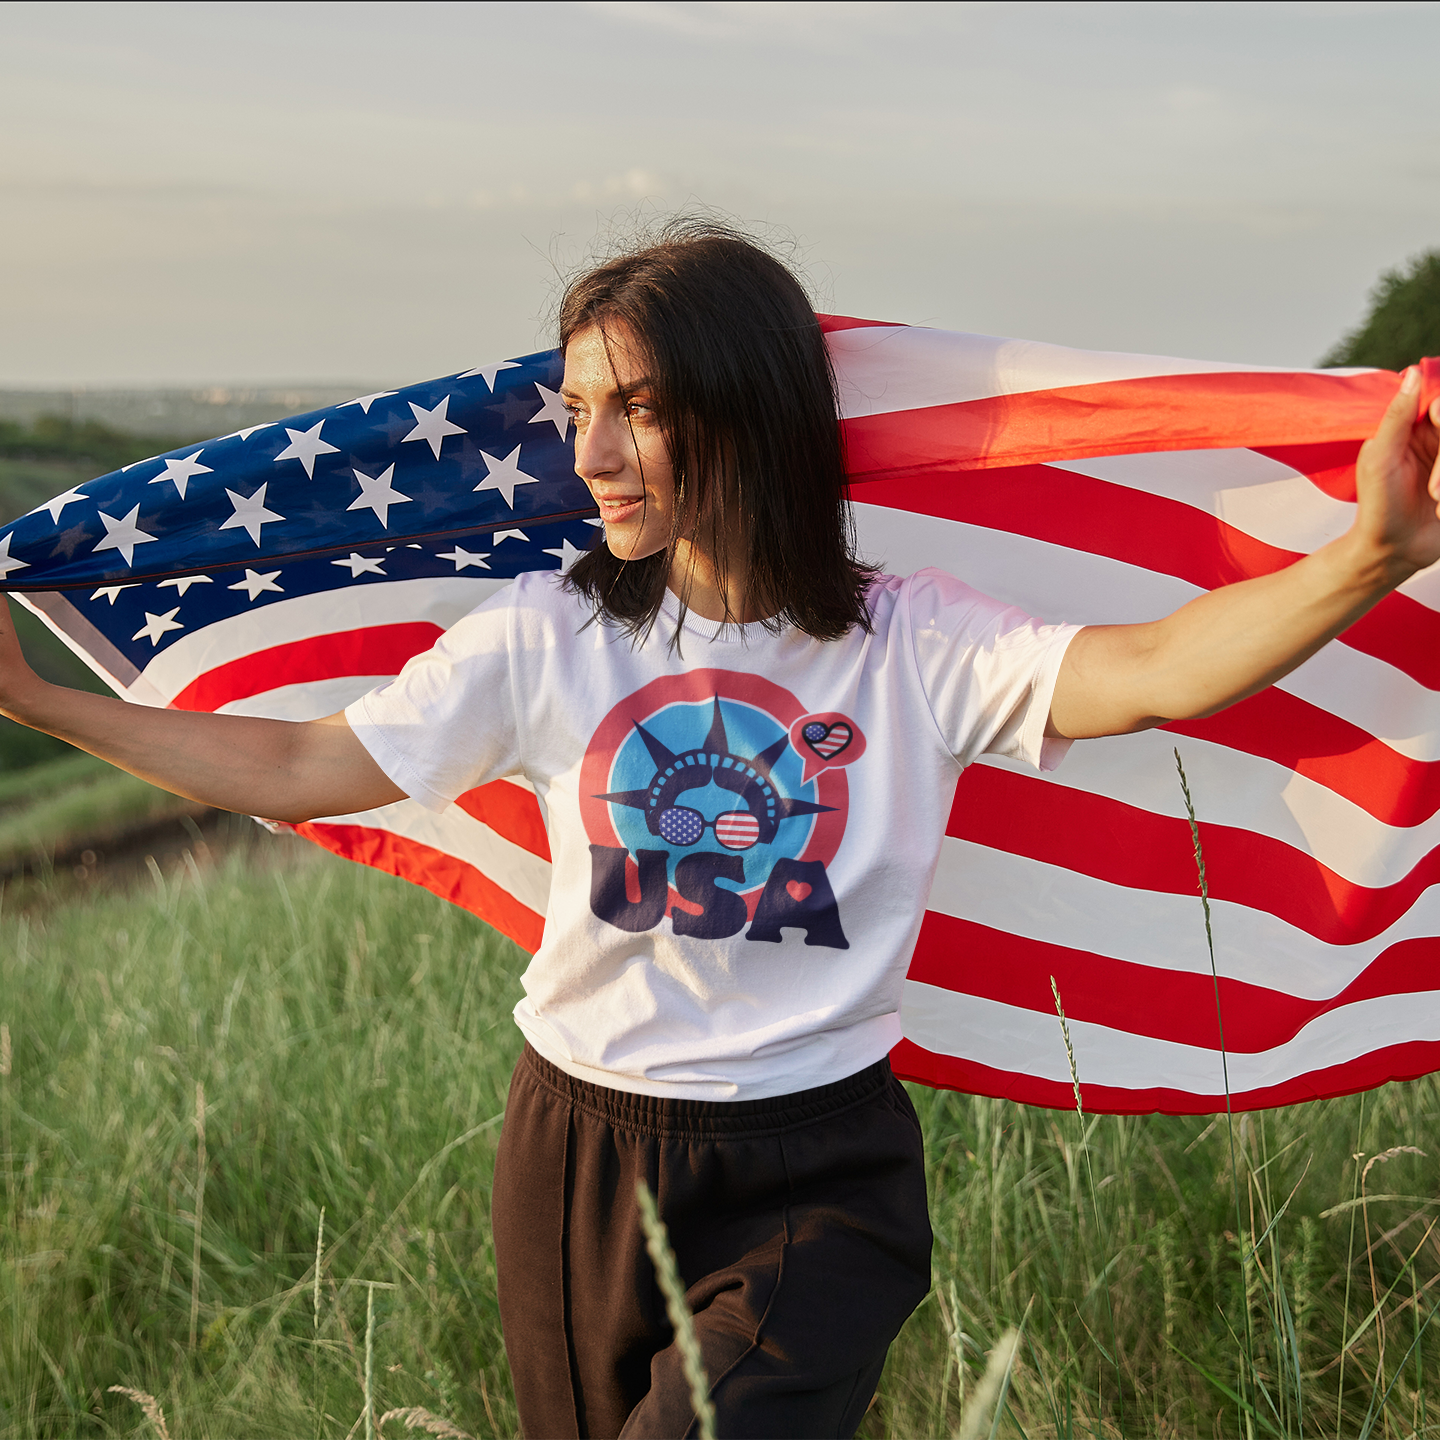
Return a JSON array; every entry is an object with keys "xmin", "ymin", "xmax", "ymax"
[{"xmin": 2, "ymin": 318, "xmax": 1435, "ymax": 1116}]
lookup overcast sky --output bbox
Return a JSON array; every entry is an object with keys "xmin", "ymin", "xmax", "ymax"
[{"xmin": 4, "ymin": 0, "xmax": 1440, "ymax": 386}]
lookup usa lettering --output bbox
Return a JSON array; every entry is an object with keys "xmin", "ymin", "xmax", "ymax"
[{"xmin": 588, "ymin": 845, "xmax": 849, "ymax": 949}]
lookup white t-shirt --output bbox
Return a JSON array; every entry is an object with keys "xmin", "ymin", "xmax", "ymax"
[{"xmin": 347, "ymin": 569, "xmax": 1079, "ymax": 1101}]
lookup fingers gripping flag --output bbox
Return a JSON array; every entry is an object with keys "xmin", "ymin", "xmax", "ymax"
[{"xmin": 3, "ymin": 320, "xmax": 1438, "ymax": 1116}]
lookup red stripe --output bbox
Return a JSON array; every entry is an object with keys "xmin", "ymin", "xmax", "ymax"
[
  {"xmin": 294, "ymin": 820, "xmax": 545, "ymax": 953},
  {"xmin": 907, "ymin": 911, "xmax": 1440, "ymax": 1054},
  {"xmin": 455, "ymin": 779, "xmax": 551, "ymax": 861},
  {"xmin": 1253, "ymin": 440, "xmax": 1361, "ymax": 502},
  {"xmin": 169, "ymin": 623, "xmax": 443, "ymax": 712},
  {"xmin": 948, "ymin": 764, "xmax": 1439, "ymax": 945},
  {"xmin": 1162, "ymin": 689, "xmax": 1439, "ymax": 828},
  {"xmin": 889, "ymin": 1035, "xmax": 1440, "ymax": 1116},
  {"xmin": 818, "ymin": 314, "xmax": 902, "ymax": 334},
  {"xmin": 858, "ymin": 462, "xmax": 1440, "ymax": 691},
  {"xmin": 841, "ymin": 369, "xmax": 1399, "ymax": 476}
]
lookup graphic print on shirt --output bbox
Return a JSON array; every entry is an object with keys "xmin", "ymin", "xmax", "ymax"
[{"xmin": 578, "ymin": 668, "xmax": 865, "ymax": 948}]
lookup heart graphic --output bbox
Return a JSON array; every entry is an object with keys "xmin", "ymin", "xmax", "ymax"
[
  {"xmin": 801, "ymin": 720, "xmax": 852, "ymax": 761},
  {"xmin": 785, "ymin": 880, "xmax": 813, "ymax": 903},
  {"xmin": 788, "ymin": 712, "xmax": 867, "ymax": 782}
]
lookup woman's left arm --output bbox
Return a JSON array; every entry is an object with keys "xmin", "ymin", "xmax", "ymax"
[{"xmin": 1048, "ymin": 367, "xmax": 1440, "ymax": 740}]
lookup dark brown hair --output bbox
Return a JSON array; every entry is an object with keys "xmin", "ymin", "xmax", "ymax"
[{"xmin": 559, "ymin": 218, "xmax": 877, "ymax": 641}]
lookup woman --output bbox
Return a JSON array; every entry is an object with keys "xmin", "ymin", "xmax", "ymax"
[{"xmin": 3, "ymin": 221, "xmax": 1438, "ymax": 1438}]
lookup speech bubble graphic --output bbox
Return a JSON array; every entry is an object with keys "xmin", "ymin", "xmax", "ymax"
[{"xmin": 789, "ymin": 711, "xmax": 867, "ymax": 783}]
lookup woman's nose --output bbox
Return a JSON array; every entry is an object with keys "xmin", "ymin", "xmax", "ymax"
[{"xmin": 574, "ymin": 414, "xmax": 625, "ymax": 480}]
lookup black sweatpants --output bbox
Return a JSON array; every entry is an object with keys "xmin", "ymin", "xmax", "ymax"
[{"xmin": 491, "ymin": 1044, "xmax": 933, "ymax": 1439}]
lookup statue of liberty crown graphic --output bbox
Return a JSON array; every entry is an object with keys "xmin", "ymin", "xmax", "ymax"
[{"xmin": 595, "ymin": 697, "xmax": 834, "ymax": 851}]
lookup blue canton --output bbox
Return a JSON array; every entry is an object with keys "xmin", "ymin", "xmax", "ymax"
[{"xmin": 0, "ymin": 348, "xmax": 592, "ymax": 596}]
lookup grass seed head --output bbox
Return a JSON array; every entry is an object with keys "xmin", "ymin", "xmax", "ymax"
[
  {"xmin": 377, "ymin": 1407, "xmax": 475, "ymax": 1439},
  {"xmin": 108, "ymin": 1386, "xmax": 172, "ymax": 1440}
]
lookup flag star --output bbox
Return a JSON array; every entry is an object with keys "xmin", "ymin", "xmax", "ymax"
[
  {"xmin": 91, "ymin": 583, "xmax": 138, "ymax": 604},
  {"xmin": 219, "ymin": 423, "xmax": 275, "ymax": 441},
  {"xmin": 132, "ymin": 607, "xmax": 184, "ymax": 646},
  {"xmin": 347, "ymin": 464, "xmax": 412, "ymax": 528},
  {"xmin": 148, "ymin": 449, "xmax": 212, "ymax": 499},
  {"xmin": 0, "ymin": 534, "xmax": 28, "ymax": 580},
  {"xmin": 457, "ymin": 360, "xmax": 520, "ymax": 390},
  {"xmin": 220, "ymin": 483, "xmax": 285, "ymax": 545},
  {"xmin": 331, "ymin": 552, "xmax": 387, "ymax": 577},
  {"xmin": 341, "ymin": 390, "xmax": 398, "ymax": 415},
  {"xmin": 402, "ymin": 396, "xmax": 467, "ymax": 460},
  {"xmin": 273, "ymin": 420, "xmax": 340, "ymax": 479},
  {"xmin": 158, "ymin": 574, "xmax": 213, "ymax": 596},
  {"xmin": 29, "ymin": 485, "xmax": 89, "ymax": 523},
  {"xmin": 436, "ymin": 544, "xmax": 490, "ymax": 571},
  {"xmin": 490, "ymin": 388, "xmax": 539, "ymax": 430},
  {"xmin": 227, "ymin": 569, "xmax": 284, "ymax": 601},
  {"xmin": 50, "ymin": 522, "xmax": 90, "ymax": 559},
  {"xmin": 493, "ymin": 528, "xmax": 529, "ymax": 544},
  {"xmin": 93, "ymin": 505, "xmax": 158, "ymax": 566},
  {"xmin": 474, "ymin": 446, "xmax": 541, "ymax": 509},
  {"xmin": 583, "ymin": 517, "xmax": 605, "ymax": 527},
  {"xmin": 529, "ymin": 383, "xmax": 572, "ymax": 441},
  {"xmin": 542, "ymin": 537, "xmax": 587, "ymax": 572}
]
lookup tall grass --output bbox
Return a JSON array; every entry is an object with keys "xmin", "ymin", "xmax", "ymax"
[
  {"xmin": 1, "ymin": 832, "xmax": 523, "ymax": 1438},
  {"xmin": 2, "ymin": 832, "xmax": 1439, "ymax": 1436}
]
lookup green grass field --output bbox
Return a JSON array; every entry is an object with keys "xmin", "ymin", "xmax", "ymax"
[{"xmin": 3, "ymin": 831, "xmax": 1439, "ymax": 1438}]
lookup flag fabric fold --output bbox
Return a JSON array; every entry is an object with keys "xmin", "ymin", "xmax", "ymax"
[{"xmin": 5, "ymin": 318, "xmax": 1438, "ymax": 1115}]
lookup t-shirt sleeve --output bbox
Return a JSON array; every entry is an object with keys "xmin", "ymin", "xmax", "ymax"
[
  {"xmin": 903, "ymin": 568, "xmax": 1081, "ymax": 773},
  {"xmin": 344, "ymin": 584, "xmax": 522, "ymax": 812}
]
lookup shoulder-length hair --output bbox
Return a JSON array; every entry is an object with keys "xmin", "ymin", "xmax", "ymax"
[{"xmin": 559, "ymin": 218, "xmax": 877, "ymax": 642}]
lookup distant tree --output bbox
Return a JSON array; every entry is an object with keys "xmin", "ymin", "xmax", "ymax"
[{"xmin": 1321, "ymin": 250, "xmax": 1440, "ymax": 369}]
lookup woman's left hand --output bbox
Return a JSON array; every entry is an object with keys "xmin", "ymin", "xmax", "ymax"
[{"xmin": 1352, "ymin": 366, "xmax": 1440, "ymax": 579}]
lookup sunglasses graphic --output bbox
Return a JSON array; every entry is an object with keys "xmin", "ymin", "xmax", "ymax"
[{"xmin": 655, "ymin": 805, "xmax": 763, "ymax": 851}]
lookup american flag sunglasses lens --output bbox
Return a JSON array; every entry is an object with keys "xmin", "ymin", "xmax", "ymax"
[
  {"xmin": 714, "ymin": 811, "xmax": 761, "ymax": 850},
  {"xmin": 655, "ymin": 807, "xmax": 761, "ymax": 850}
]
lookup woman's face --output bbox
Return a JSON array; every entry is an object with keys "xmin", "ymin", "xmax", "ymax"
[{"xmin": 562, "ymin": 323, "xmax": 676, "ymax": 562}]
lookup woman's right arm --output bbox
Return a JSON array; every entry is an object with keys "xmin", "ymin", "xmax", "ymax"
[{"xmin": 0, "ymin": 598, "xmax": 406, "ymax": 822}]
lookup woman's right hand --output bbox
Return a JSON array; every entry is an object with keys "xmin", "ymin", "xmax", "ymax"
[{"xmin": 0, "ymin": 595, "xmax": 405, "ymax": 823}]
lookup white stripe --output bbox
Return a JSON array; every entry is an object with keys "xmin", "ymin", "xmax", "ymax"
[
  {"xmin": 311, "ymin": 795, "xmax": 552, "ymax": 916},
  {"xmin": 927, "ymin": 836, "xmax": 1440, "ymax": 1001},
  {"xmin": 218, "ymin": 675, "xmax": 387, "ymax": 720},
  {"xmin": 854, "ymin": 503, "xmax": 1440, "ymax": 760},
  {"xmin": 900, "ymin": 979, "xmax": 1440, "ymax": 1088},
  {"xmin": 1054, "ymin": 449, "xmax": 1356, "ymax": 557},
  {"xmin": 137, "ymin": 577, "xmax": 510, "ymax": 702},
  {"xmin": 827, "ymin": 325, "xmax": 1342, "ymax": 421},
  {"xmin": 1001, "ymin": 730, "xmax": 1438, "ymax": 889}
]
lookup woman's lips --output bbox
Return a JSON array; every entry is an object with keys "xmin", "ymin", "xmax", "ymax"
[{"xmin": 597, "ymin": 496, "xmax": 644, "ymax": 524}]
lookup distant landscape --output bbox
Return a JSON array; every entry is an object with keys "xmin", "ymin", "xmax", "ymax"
[{"xmin": 0, "ymin": 385, "xmax": 373, "ymax": 442}]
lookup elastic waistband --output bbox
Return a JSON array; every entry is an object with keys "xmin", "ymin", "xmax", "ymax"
[{"xmin": 516, "ymin": 1044, "xmax": 896, "ymax": 1140}]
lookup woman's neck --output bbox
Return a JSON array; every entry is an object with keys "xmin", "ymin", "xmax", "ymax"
[{"xmin": 666, "ymin": 534, "xmax": 768, "ymax": 625}]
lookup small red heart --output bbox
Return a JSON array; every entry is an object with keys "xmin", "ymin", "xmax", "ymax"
[{"xmin": 785, "ymin": 880, "xmax": 812, "ymax": 903}]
